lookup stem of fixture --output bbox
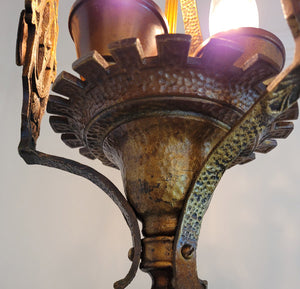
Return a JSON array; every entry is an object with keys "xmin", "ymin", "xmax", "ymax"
[
  {"xmin": 179, "ymin": 0, "xmax": 203, "ymax": 55},
  {"xmin": 165, "ymin": 0, "xmax": 178, "ymax": 33}
]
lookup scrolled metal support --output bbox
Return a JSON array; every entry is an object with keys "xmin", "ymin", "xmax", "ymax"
[
  {"xmin": 16, "ymin": 1, "xmax": 141, "ymax": 288},
  {"xmin": 173, "ymin": 1, "xmax": 300, "ymax": 288},
  {"xmin": 18, "ymin": 148, "xmax": 142, "ymax": 289},
  {"xmin": 16, "ymin": 1, "xmax": 300, "ymax": 289},
  {"xmin": 43, "ymin": 31, "xmax": 300, "ymax": 289}
]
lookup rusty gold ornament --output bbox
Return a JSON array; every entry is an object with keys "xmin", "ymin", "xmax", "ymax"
[
  {"xmin": 48, "ymin": 27, "xmax": 299, "ymax": 289},
  {"xmin": 16, "ymin": 0, "xmax": 59, "ymax": 147},
  {"xmin": 17, "ymin": 0, "xmax": 300, "ymax": 288}
]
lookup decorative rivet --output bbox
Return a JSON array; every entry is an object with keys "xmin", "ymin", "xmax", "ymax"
[{"xmin": 181, "ymin": 244, "xmax": 195, "ymax": 259}]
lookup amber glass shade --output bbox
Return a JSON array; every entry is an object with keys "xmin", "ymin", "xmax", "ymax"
[{"xmin": 69, "ymin": 0, "xmax": 169, "ymax": 60}]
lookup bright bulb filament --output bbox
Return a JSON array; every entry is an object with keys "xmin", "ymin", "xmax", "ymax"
[{"xmin": 209, "ymin": 0, "xmax": 259, "ymax": 36}]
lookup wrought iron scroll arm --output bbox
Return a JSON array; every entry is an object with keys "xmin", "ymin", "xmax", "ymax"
[
  {"xmin": 16, "ymin": 1, "xmax": 141, "ymax": 288},
  {"xmin": 19, "ymin": 148, "xmax": 142, "ymax": 289},
  {"xmin": 173, "ymin": 1, "xmax": 300, "ymax": 288}
]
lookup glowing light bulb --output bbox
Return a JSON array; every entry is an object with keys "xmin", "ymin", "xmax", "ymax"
[{"xmin": 209, "ymin": 0, "xmax": 259, "ymax": 36}]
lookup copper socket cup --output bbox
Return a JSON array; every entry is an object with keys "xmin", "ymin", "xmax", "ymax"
[
  {"xmin": 69, "ymin": 0, "xmax": 169, "ymax": 60},
  {"xmin": 194, "ymin": 27, "xmax": 285, "ymax": 71}
]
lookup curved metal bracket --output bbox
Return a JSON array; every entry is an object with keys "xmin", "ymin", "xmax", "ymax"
[
  {"xmin": 18, "ymin": 148, "xmax": 142, "ymax": 289},
  {"xmin": 16, "ymin": 1, "xmax": 141, "ymax": 288},
  {"xmin": 173, "ymin": 1, "xmax": 300, "ymax": 288}
]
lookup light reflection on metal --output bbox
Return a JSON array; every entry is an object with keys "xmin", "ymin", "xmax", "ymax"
[
  {"xmin": 16, "ymin": 0, "xmax": 300, "ymax": 289},
  {"xmin": 69, "ymin": 0, "xmax": 169, "ymax": 60},
  {"xmin": 180, "ymin": 0, "xmax": 203, "ymax": 54}
]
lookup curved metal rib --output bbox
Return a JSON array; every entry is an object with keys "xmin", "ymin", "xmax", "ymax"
[
  {"xmin": 173, "ymin": 66, "xmax": 300, "ymax": 289},
  {"xmin": 19, "ymin": 146, "xmax": 142, "ymax": 289},
  {"xmin": 16, "ymin": 1, "xmax": 141, "ymax": 288},
  {"xmin": 173, "ymin": 1, "xmax": 300, "ymax": 287}
]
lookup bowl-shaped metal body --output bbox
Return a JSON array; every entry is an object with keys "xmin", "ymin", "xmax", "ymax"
[
  {"xmin": 104, "ymin": 112, "xmax": 229, "ymax": 237},
  {"xmin": 69, "ymin": 0, "xmax": 169, "ymax": 60},
  {"xmin": 48, "ymin": 33, "xmax": 296, "ymax": 288}
]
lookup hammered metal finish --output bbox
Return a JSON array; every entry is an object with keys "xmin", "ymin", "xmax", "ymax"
[
  {"xmin": 173, "ymin": 66, "xmax": 300, "ymax": 289},
  {"xmin": 104, "ymin": 117, "xmax": 228, "ymax": 237},
  {"xmin": 17, "ymin": 1, "xmax": 300, "ymax": 288},
  {"xmin": 179, "ymin": 0, "xmax": 203, "ymax": 54},
  {"xmin": 49, "ymin": 34, "xmax": 294, "ymax": 168},
  {"xmin": 173, "ymin": 1, "xmax": 300, "ymax": 288},
  {"xmin": 48, "ymin": 28, "xmax": 299, "ymax": 288}
]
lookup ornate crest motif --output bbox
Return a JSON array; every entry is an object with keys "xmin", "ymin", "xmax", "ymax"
[{"xmin": 16, "ymin": 0, "xmax": 59, "ymax": 148}]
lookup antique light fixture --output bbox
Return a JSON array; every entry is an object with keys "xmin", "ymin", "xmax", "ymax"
[{"xmin": 16, "ymin": 0, "xmax": 300, "ymax": 288}]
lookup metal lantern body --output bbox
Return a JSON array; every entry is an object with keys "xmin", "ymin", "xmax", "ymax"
[{"xmin": 16, "ymin": 0, "xmax": 300, "ymax": 289}]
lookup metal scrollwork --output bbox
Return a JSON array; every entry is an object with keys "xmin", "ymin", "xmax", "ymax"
[
  {"xmin": 16, "ymin": 0, "xmax": 300, "ymax": 288},
  {"xmin": 45, "ymin": 32, "xmax": 300, "ymax": 289},
  {"xmin": 173, "ymin": 1, "xmax": 300, "ymax": 288},
  {"xmin": 16, "ymin": 1, "xmax": 141, "ymax": 288},
  {"xmin": 17, "ymin": 0, "xmax": 59, "ymax": 147}
]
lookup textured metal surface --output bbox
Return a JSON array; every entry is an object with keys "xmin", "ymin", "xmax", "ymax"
[
  {"xmin": 17, "ymin": 0, "xmax": 300, "ymax": 288},
  {"xmin": 179, "ymin": 0, "xmax": 203, "ymax": 54},
  {"xmin": 173, "ymin": 1, "xmax": 300, "ymax": 288},
  {"xmin": 173, "ymin": 67, "xmax": 300, "ymax": 289},
  {"xmin": 49, "ymin": 33, "xmax": 293, "ymax": 168},
  {"xmin": 49, "ymin": 28, "xmax": 299, "ymax": 288},
  {"xmin": 104, "ymin": 116, "xmax": 229, "ymax": 239},
  {"xmin": 16, "ymin": 0, "xmax": 59, "ymax": 147}
]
